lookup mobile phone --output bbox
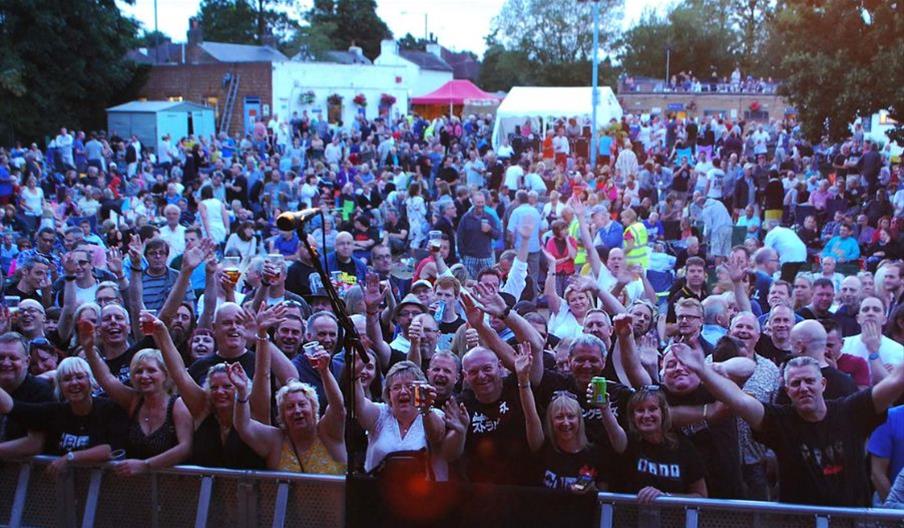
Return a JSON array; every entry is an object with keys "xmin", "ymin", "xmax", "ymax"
[
  {"xmin": 572, "ymin": 474, "xmax": 594, "ymax": 493},
  {"xmin": 4, "ymin": 296, "xmax": 21, "ymax": 314}
]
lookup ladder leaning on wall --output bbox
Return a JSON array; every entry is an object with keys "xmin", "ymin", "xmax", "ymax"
[{"xmin": 219, "ymin": 73, "xmax": 240, "ymax": 136}]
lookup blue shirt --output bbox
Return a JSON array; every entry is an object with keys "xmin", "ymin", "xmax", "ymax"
[
  {"xmin": 507, "ymin": 204, "xmax": 542, "ymax": 253},
  {"xmin": 868, "ymin": 406, "xmax": 904, "ymax": 485},
  {"xmin": 822, "ymin": 236, "xmax": 860, "ymax": 262}
]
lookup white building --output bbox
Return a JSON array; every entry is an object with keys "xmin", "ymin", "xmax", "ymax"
[{"xmin": 374, "ymin": 40, "xmax": 454, "ymax": 100}]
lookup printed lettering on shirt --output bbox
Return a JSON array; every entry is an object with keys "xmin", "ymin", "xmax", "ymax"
[
  {"xmin": 470, "ymin": 412, "xmax": 499, "ymax": 434},
  {"xmin": 59, "ymin": 433, "xmax": 90, "ymax": 452},
  {"xmin": 498, "ymin": 401, "xmax": 509, "ymax": 415},
  {"xmin": 637, "ymin": 457, "xmax": 681, "ymax": 480}
]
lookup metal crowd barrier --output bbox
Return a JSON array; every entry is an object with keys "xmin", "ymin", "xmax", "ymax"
[{"xmin": 1, "ymin": 456, "xmax": 902, "ymax": 528}]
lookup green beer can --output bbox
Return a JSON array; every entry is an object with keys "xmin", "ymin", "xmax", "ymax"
[{"xmin": 591, "ymin": 377, "xmax": 608, "ymax": 406}]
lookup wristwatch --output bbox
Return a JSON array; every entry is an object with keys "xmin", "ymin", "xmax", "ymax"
[{"xmin": 869, "ymin": 352, "xmax": 880, "ymax": 361}]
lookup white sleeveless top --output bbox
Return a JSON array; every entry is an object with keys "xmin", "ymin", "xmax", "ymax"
[
  {"xmin": 201, "ymin": 198, "xmax": 227, "ymax": 243},
  {"xmin": 364, "ymin": 403, "xmax": 447, "ymax": 480}
]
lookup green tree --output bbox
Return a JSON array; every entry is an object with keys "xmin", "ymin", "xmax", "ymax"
[
  {"xmin": 197, "ymin": 0, "xmax": 299, "ymax": 47},
  {"xmin": 774, "ymin": 0, "xmax": 903, "ymax": 142},
  {"xmin": 138, "ymin": 30, "xmax": 171, "ymax": 48},
  {"xmin": 491, "ymin": 0, "xmax": 623, "ymax": 65},
  {"xmin": 307, "ymin": 0, "xmax": 392, "ymax": 59},
  {"xmin": 398, "ymin": 32, "xmax": 433, "ymax": 52},
  {"xmin": 617, "ymin": 3, "xmax": 740, "ymax": 81},
  {"xmin": 0, "ymin": 0, "xmax": 143, "ymax": 143}
]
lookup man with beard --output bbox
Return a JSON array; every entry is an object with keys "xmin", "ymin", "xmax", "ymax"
[
  {"xmin": 775, "ymin": 320, "xmax": 857, "ymax": 404},
  {"xmin": 0, "ymin": 332, "xmax": 54, "ymax": 442},
  {"xmin": 675, "ymin": 343, "xmax": 904, "ymax": 506},
  {"xmin": 620, "ymin": 319, "xmax": 750, "ymax": 499},
  {"xmin": 757, "ymin": 280, "xmax": 804, "ymax": 327},
  {"xmin": 756, "ymin": 303, "xmax": 796, "ymax": 366},
  {"xmin": 673, "ymin": 298, "xmax": 715, "ymax": 357}
]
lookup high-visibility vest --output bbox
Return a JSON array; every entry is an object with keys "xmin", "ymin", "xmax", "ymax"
[{"xmin": 625, "ymin": 222, "xmax": 650, "ymax": 270}]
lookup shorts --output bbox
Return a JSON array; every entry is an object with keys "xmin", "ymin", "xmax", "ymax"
[{"xmin": 711, "ymin": 226, "xmax": 733, "ymax": 257}]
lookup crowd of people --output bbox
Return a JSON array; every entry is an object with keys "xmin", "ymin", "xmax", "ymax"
[{"xmin": 0, "ymin": 106, "xmax": 903, "ymax": 513}]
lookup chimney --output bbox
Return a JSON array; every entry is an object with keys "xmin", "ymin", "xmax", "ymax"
[
  {"xmin": 187, "ymin": 17, "xmax": 203, "ymax": 47},
  {"xmin": 426, "ymin": 43, "xmax": 442, "ymax": 58},
  {"xmin": 379, "ymin": 39, "xmax": 398, "ymax": 58}
]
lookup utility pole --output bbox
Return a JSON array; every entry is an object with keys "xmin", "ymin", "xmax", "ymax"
[
  {"xmin": 154, "ymin": 0, "xmax": 159, "ymax": 64},
  {"xmin": 590, "ymin": 0, "xmax": 600, "ymax": 168}
]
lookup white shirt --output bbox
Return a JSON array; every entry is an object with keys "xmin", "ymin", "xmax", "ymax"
[
  {"xmin": 763, "ymin": 226, "xmax": 807, "ymax": 264},
  {"xmin": 552, "ymin": 135, "xmax": 570, "ymax": 154},
  {"xmin": 597, "ymin": 266, "xmax": 644, "ymax": 303},
  {"xmin": 841, "ymin": 334, "xmax": 904, "ymax": 367},
  {"xmin": 504, "ymin": 165, "xmax": 524, "ymax": 191},
  {"xmin": 365, "ymin": 403, "xmax": 447, "ymax": 480},
  {"xmin": 159, "ymin": 224, "xmax": 186, "ymax": 264}
]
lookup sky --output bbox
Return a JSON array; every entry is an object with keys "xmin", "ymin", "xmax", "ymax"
[{"xmin": 118, "ymin": 0, "xmax": 669, "ymax": 56}]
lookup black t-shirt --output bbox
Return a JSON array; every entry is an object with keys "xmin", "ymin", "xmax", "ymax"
[
  {"xmin": 285, "ymin": 260, "xmax": 320, "ymax": 297},
  {"xmin": 775, "ymin": 366, "xmax": 857, "ymax": 405},
  {"xmin": 755, "ymin": 336, "xmax": 792, "ymax": 367},
  {"xmin": 461, "ymin": 375, "xmax": 532, "ymax": 485},
  {"xmin": 536, "ymin": 441, "xmax": 612, "ymax": 490},
  {"xmin": 5, "ymin": 284, "xmax": 42, "ymax": 304},
  {"xmin": 753, "ymin": 389, "xmax": 884, "ymax": 506},
  {"xmin": 665, "ymin": 385, "xmax": 744, "ymax": 499},
  {"xmin": 622, "ymin": 434, "xmax": 705, "ymax": 494},
  {"xmin": 190, "ymin": 413, "xmax": 266, "ymax": 469},
  {"xmin": 9, "ymin": 397, "xmax": 128, "ymax": 455},
  {"xmin": 100, "ymin": 336, "xmax": 155, "ymax": 390},
  {"xmin": 188, "ymin": 350, "xmax": 255, "ymax": 385},
  {"xmin": 437, "ymin": 316, "xmax": 466, "ymax": 351},
  {"xmin": 1, "ymin": 374, "xmax": 55, "ymax": 441},
  {"xmin": 336, "ymin": 257, "xmax": 359, "ymax": 279}
]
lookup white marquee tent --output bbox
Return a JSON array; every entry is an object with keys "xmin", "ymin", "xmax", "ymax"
[{"xmin": 491, "ymin": 86, "xmax": 623, "ymax": 150}]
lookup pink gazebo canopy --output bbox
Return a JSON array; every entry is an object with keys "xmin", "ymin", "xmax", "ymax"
[{"xmin": 410, "ymin": 80, "xmax": 500, "ymax": 105}]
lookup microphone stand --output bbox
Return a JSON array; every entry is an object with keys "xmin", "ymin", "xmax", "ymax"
[{"xmin": 295, "ymin": 212, "xmax": 367, "ymax": 527}]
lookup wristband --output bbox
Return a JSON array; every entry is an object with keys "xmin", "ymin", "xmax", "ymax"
[
  {"xmin": 518, "ymin": 381, "xmax": 530, "ymax": 389},
  {"xmin": 869, "ymin": 352, "xmax": 880, "ymax": 361},
  {"xmin": 501, "ymin": 306, "xmax": 512, "ymax": 320},
  {"xmin": 64, "ymin": 275, "xmax": 77, "ymax": 282},
  {"xmin": 261, "ymin": 280, "xmax": 273, "ymax": 287},
  {"xmin": 236, "ymin": 395, "xmax": 250, "ymax": 403}
]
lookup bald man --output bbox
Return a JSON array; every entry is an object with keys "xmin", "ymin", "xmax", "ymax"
[
  {"xmin": 325, "ymin": 231, "xmax": 367, "ymax": 285},
  {"xmin": 833, "ymin": 276, "xmax": 862, "ymax": 337},
  {"xmin": 775, "ymin": 320, "xmax": 857, "ymax": 404}
]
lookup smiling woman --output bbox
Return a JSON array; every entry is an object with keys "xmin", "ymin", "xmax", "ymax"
[{"xmin": 0, "ymin": 356, "xmax": 128, "ymax": 476}]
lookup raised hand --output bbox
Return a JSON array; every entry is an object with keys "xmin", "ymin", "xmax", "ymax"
[
  {"xmin": 473, "ymin": 282, "xmax": 507, "ymax": 318},
  {"xmin": 415, "ymin": 382, "xmax": 437, "ymax": 412},
  {"xmin": 127, "ymin": 235, "xmax": 143, "ymax": 269},
  {"xmin": 77, "ymin": 318, "xmax": 96, "ymax": 350},
  {"xmin": 408, "ymin": 317, "xmax": 423, "ymax": 347},
  {"xmin": 63, "ymin": 252, "xmax": 79, "ymax": 276},
  {"xmin": 612, "ymin": 313, "xmax": 634, "ymax": 339},
  {"xmin": 363, "ymin": 272, "xmax": 385, "ymax": 312},
  {"xmin": 306, "ymin": 346, "xmax": 332, "ymax": 373},
  {"xmin": 517, "ymin": 217, "xmax": 536, "ymax": 240},
  {"xmin": 670, "ymin": 342, "xmax": 705, "ymax": 374},
  {"xmin": 513, "ymin": 341, "xmax": 533, "ymax": 384},
  {"xmin": 138, "ymin": 310, "xmax": 165, "ymax": 335},
  {"xmin": 464, "ymin": 326, "xmax": 480, "ymax": 350},
  {"xmin": 106, "ymin": 248, "xmax": 124, "ymax": 277},
  {"xmin": 443, "ymin": 398, "xmax": 470, "ymax": 434},
  {"xmin": 183, "ymin": 238, "xmax": 214, "ymax": 271},
  {"xmin": 725, "ymin": 252, "xmax": 748, "ymax": 283},
  {"xmin": 569, "ymin": 195, "xmax": 586, "ymax": 218},
  {"xmin": 461, "ymin": 289, "xmax": 485, "ymax": 328},
  {"xmin": 226, "ymin": 362, "xmax": 250, "ymax": 398}
]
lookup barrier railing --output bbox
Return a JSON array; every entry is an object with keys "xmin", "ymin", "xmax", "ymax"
[{"xmin": 1, "ymin": 456, "xmax": 902, "ymax": 528}]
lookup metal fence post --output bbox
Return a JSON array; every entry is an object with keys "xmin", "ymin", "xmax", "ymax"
[
  {"xmin": 815, "ymin": 514, "xmax": 830, "ymax": 528},
  {"xmin": 236, "ymin": 478, "xmax": 257, "ymax": 528},
  {"xmin": 598, "ymin": 502, "xmax": 614, "ymax": 528},
  {"xmin": 194, "ymin": 476, "xmax": 213, "ymax": 528},
  {"xmin": 271, "ymin": 481, "xmax": 289, "ymax": 528},
  {"xmin": 8, "ymin": 462, "xmax": 31, "ymax": 528},
  {"xmin": 150, "ymin": 473, "xmax": 159, "ymax": 528},
  {"xmin": 55, "ymin": 469, "xmax": 78, "ymax": 528},
  {"xmin": 685, "ymin": 507, "xmax": 699, "ymax": 528},
  {"xmin": 80, "ymin": 468, "xmax": 103, "ymax": 528}
]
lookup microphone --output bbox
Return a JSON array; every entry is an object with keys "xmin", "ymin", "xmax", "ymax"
[{"xmin": 276, "ymin": 208, "xmax": 320, "ymax": 231}]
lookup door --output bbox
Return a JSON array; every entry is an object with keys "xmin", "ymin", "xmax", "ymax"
[{"xmin": 243, "ymin": 97, "xmax": 261, "ymax": 136}]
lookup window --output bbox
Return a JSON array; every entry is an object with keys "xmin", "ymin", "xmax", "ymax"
[
  {"xmin": 167, "ymin": 96, "xmax": 183, "ymax": 102},
  {"xmin": 744, "ymin": 110, "xmax": 769, "ymax": 120}
]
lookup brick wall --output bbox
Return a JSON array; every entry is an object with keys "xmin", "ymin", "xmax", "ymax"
[
  {"xmin": 618, "ymin": 93, "xmax": 791, "ymax": 122},
  {"xmin": 138, "ymin": 62, "xmax": 273, "ymax": 138}
]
